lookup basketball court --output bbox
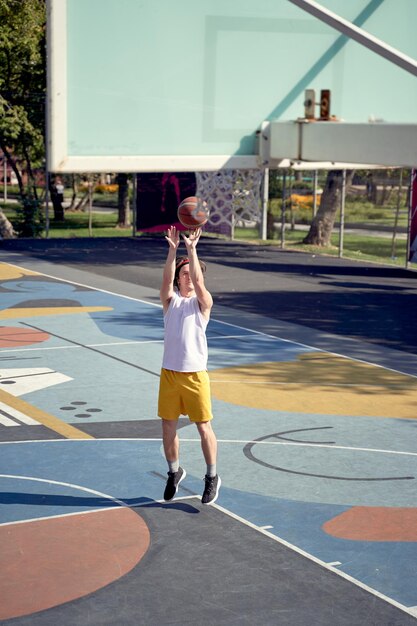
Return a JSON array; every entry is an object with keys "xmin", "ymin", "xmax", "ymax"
[
  {"xmin": 2, "ymin": 0, "xmax": 416, "ymax": 623},
  {"xmin": 0, "ymin": 238, "xmax": 416, "ymax": 624}
]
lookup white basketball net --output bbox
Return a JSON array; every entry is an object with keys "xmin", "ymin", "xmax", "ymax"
[{"xmin": 195, "ymin": 169, "xmax": 263, "ymax": 237}]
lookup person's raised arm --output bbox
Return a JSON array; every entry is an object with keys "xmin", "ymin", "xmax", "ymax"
[
  {"xmin": 182, "ymin": 228, "xmax": 213, "ymax": 318},
  {"xmin": 160, "ymin": 226, "xmax": 180, "ymax": 313}
]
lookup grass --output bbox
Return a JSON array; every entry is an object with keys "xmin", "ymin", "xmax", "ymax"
[
  {"xmin": 269, "ymin": 198, "xmax": 409, "ymax": 229},
  {"xmin": 45, "ymin": 210, "xmax": 131, "ymax": 238},
  {"xmin": 1, "ymin": 204, "xmax": 132, "ymax": 239},
  {"xmin": 0, "ymin": 200, "xmax": 414, "ymax": 269},
  {"xmin": 233, "ymin": 227, "xmax": 409, "ymax": 268}
]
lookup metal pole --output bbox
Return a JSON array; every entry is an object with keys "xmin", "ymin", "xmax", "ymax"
[
  {"xmin": 281, "ymin": 170, "xmax": 287, "ymax": 249},
  {"xmin": 313, "ymin": 169, "xmax": 318, "ymax": 216},
  {"xmin": 406, "ymin": 169, "xmax": 415, "ymax": 269},
  {"xmin": 132, "ymin": 174, "xmax": 137, "ymax": 237},
  {"xmin": 45, "ymin": 170, "xmax": 50, "ymax": 237},
  {"xmin": 3, "ymin": 155, "xmax": 7, "ymax": 203},
  {"xmin": 338, "ymin": 170, "xmax": 346, "ymax": 258},
  {"xmin": 289, "ymin": 0, "xmax": 417, "ymax": 77},
  {"xmin": 88, "ymin": 177, "xmax": 93, "ymax": 237},
  {"xmin": 390, "ymin": 169, "xmax": 403, "ymax": 260},
  {"xmin": 260, "ymin": 167, "xmax": 269, "ymax": 240}
]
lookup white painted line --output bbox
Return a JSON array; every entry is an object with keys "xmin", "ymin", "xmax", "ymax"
[
  {"xmin": 0, "ymin": 402, "xmax": 39, "ymax": 426},
  {"xmin": 0, "ymin": 473, "xmax": 128, "ymax": 515},
  {"xmin": 0, "ymin": 345, "xmax": 80, "ymax": 353},
  {"xmin": 210, "ymin": 501, "xmax": 417, "ymax": 619},
  {"xmin": 179, "ymin": 438, "xmax": 417, "ymax": 458},
  {"xmin": 213, "ymin": 319, "xmax": 417, "ymax": 380},
  {"xmin": 0, "ymin": 437, "xmax": 416, "ymax": 458},
  {"xmin": 0, "ymin": 413, "xmax": 19, "ymax": 427},
  {"xmin": 0, "ymin": 340, "xmax": 164, "ymax": 354},
  {"xmin": 88, "ymin": 339, "xmax": 164, "ymax": 347},
  {"xmin": 0, "ymin": 473, "xmax": 197, "ymax": 529},
  {"xmin": 0, "ymin": 505, "xmax": 123, "ymax": 528},
  {"xmin": 5, "ymin": 260, "xmax": 417, "ymax": 381},
  {"xmin": 2, "ymin": 261, "xmax": 163, "ymax": 308},
  {"xmin": 210, "ymin": 334, "xmax": 256, "ymax": 340}
]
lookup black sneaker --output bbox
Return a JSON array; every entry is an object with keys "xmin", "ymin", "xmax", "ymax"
[
  {"xmin": 163, "ymin": 467, "xmax": 186, "ymax": 501},
  {"xmin": 201, "ymin": 474, "xmax": 221, "ymax": 505}
]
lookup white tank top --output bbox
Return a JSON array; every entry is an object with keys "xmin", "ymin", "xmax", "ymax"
[{"xmin": 162, "ymin": 292, "xmax": 209, "ymax": 372}]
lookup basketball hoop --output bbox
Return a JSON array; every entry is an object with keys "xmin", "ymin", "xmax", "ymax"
[{"xmin": 195, "ymin": 169, "xmax": 263, "ymax": 238}]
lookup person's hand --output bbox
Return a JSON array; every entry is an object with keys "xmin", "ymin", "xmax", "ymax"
[
  {"xmin": 182, "ymin": 228, "xmax": 201, "ymax": 250},
  {"xmin": 165, "ymin": 226, "xmax": 180, "ymax": 250}
]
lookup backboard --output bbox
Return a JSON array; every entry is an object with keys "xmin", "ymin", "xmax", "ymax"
[{"xmin": 47, "ymin": 0, "xmax": 417, "ymax": 172}]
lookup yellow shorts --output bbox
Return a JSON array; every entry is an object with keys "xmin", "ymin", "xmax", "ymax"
[{"xmin": 158, "ymin": 368, "xmax": 213, "ymax": 423}]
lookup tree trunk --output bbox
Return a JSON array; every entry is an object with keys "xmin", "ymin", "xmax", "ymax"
[
  {"xmin": 67, "ymin": 174, "xmax": 79, "ymax": 210},
  {"xmin": 0, "ymin": 143, "xmax": 25, "ymax": 197},
  {"xmin": 74, "ymin": 191, "xmax": 89, "ymax": 211},
  {"xmin": 116, "ymin": 173, "xmax": 131, "ymax": 228},
  {"xmin": 303, "ymin": 170, "xmax": 353, "ymax": 246},
  {"xmin": 0, "ymin": 208, "xmax": 16, "ymax": 238}
]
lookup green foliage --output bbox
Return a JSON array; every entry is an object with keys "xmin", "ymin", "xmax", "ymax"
[
  {"xmin": 14, "ymin": 195, "xmax": 44, "ymax": 237},
  {"xmin": 0, "ymin": 0, "xmax": 46, "ymax": 193}
]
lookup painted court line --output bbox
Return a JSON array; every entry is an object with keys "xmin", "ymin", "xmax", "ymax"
[
  {"xmin": 3, "ymin": 260, "xmax": 417, "ymax": 382},
  {"xmin": 21, "ymin": 322, "xmax": 160, "ymax": 378},
  {"xmin": 0, "ymin": 339, "xmax": 164, "ymax": 354},
  {"xmin": 215, "ymin": 318, "xmax": 417, "ymax": 380},
  {"xmin": 0, "ymin": 473, "xmax": 127, "ymax": 514},
  {"xmin": 0, "ymin": 401, "xmax": 39, "ymax": 426},
  {"xmin": 0, "ymin": 345, "xmax": 80, "ymax": 353},
  {"xmin": 2, "ymin": 261, "xmax": 164, "ymax": 309},
  {"xmin": 0, "ymin": 436, "xmax": 415, "ymax": 457},
  {"xmin": 0, "ymin": 505, "xmax": 122, "ymax": 528},
  {"xmin": 209, "ymin": 500, "xmax": 417, "ymax": 620},
  {"xmin": 0, "ymin": 390, "xmax": 93, "ymax": 440},
  {"xmin": 0, "ymin": 413, "xmax": 19, "ymax": 427},
  {"xmin": 0, "ymin": 469, "xmax": 415, "ymax": 617}
]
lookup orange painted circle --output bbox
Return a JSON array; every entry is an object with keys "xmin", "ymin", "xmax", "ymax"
[
  {"xmin": 0, "ymin": 326, "xmax": 50, "ymax": 347},
  {"xmin": 0, "ymin": 507, "xmax": 151, "ymax": 620}
]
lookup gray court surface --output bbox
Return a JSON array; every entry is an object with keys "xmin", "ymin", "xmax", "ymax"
[
  {"xmin": 1, "ymin": 236, "xmax": 416, "ymax": 626},
  {"xmin": 2, "ymin": 497, "xmax": 415, "ymax": 626},
  {"xmin": 1, "ymin": 236, "xmax": 416, "ymax": 354},
  {"xmin": 2, "ymin": 236, "xmax": 417, "ymax": 382}
]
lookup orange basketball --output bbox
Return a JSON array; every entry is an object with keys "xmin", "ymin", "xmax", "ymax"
[{"xmin": 177, "ymin": 196, "xmax": 209, "ymax": 229}]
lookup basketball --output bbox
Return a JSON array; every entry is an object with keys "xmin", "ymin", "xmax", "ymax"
[{"xmin": 177, "ymin": 196, "xmax": 209, "ymax": 229}]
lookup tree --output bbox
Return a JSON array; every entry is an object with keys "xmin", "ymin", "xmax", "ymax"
[
  {"xmin": 0, "ymin": 0, "xmax": 46, "ymax": 237},
  {"xmin": 303, "ymin": 170, "xmax": 354, "ymax": 246}
]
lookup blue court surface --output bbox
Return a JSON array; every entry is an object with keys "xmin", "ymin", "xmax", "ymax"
[{"xmin": 0, "ymin": 242, "xmax": 416, "ymax": 625}]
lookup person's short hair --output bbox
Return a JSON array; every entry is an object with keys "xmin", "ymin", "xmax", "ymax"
[{"xmin": 174, "ymin": 256, "xmax": 206, "ymax": 289}]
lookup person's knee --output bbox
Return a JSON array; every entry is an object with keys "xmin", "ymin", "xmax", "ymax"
[
  {"xmin": 162, "ymin": 419, "xmax": 178, "ymax": 438},
  {"xmin": 196, "ymin": 421, "xmax": 214, "ymax": 439}
]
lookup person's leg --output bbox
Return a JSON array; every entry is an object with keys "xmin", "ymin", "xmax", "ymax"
[
  {"xmin": 196, "ymin": 421, "xmax": 221, "ymax": 505},
  {"xmin": 162, "ymin": 418, "xmax": 179, "ymax": 466},
  {"xmin": 161, "ymin": 419, "xmax": 186, "ymax": 501},
  {"xmin": 196, "ymin": 420, "xmax": 217, "ymax": 469}
]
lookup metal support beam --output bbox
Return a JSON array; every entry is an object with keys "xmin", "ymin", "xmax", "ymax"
[
  {"xmin": 288, "ymin": 0, "xmax": 417, "ymax": 77},
  {"xmin": 263, "ymin": 121, "xmax": 417, "ymax": 168}
]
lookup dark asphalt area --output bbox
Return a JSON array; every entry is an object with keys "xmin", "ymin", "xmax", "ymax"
[{"xmin": 1, "ymin": 235, "xmax": 416, "ymax": 355}]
